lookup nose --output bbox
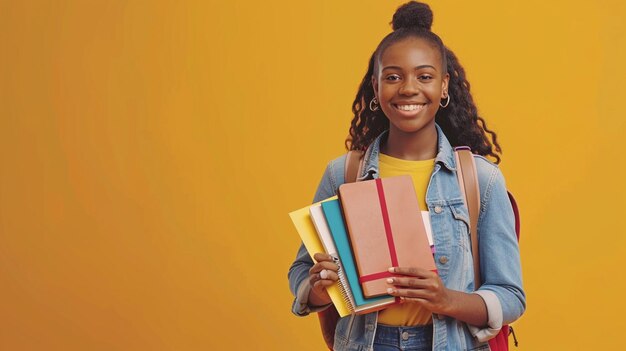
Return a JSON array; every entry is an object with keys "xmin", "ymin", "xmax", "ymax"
[{"xmin": 399, "ymin": 77, "xmax": 419, "ymax": 96}]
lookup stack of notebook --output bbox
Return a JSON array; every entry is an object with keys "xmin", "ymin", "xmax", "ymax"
[{"xmin": 289, "ymin": 175, "xmax": 437, "ymax": 317}]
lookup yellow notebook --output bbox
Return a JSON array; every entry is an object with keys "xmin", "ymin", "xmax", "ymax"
[{"xmin": 289, "ymin": 196, "xmax": 351, "ymax": 317}]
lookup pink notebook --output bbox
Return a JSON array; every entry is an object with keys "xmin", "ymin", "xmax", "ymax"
[{"xmin": 338, "ymin": 175, "xmax": 437, "ymax": 298}]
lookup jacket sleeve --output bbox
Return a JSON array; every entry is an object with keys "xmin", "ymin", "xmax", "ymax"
[
  {"xmin": 469, "ymin": 164, "xmax": 526, "ymax": 341},
  {"xmin": 288, "ymin": 160, "xmax": 340, "ymax": 316}
]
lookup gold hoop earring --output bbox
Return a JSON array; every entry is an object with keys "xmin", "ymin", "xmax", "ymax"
[
  {"xmin": 369, "ymin": 97, "xmax": 379, "ymax": 111},
  {"xmin": 440, "ymin": 94, "xmax": 450, "ymax": 108}
]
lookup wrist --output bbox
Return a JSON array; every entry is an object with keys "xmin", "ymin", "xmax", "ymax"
[
  {"xmin": 309, "ymin": 288, "xmax": 331, "ymax": 306},
  {"xmin": 440, "ymin": 287, "xmax": 459, "ymax": 316}
]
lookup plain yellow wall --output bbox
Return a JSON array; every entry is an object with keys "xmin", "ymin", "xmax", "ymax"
[{"xmin": 1, "ymin": 1, "xmax": 625, "ymax": 350}]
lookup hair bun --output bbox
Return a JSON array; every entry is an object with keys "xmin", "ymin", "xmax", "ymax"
[{"xmin": 391, "ymin": 1, "xmax": 433, "ymax": 31}]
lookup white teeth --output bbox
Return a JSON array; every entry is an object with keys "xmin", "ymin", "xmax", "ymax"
[{"xmin": 396, "ymin": 104, "xmax": 424, "ymax": 111}]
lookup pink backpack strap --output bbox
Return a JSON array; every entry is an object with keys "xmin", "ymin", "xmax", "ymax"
[
  {"xmin": 455, "ymin": 147, "xmax": 521, "ymax": 351},
  {"xmin": 454, "ymin": 147, "xmax": 482, "ymax": 287},
  {"xmin": 344, "ymin": 150, "xmax": 365, "ymax": 184}
]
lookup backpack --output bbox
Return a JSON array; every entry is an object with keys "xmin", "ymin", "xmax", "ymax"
[{"xmin": 317, "ymin": 149, "xmax": 520, "ymax": 350}]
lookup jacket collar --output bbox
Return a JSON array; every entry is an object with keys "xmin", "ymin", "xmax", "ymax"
[{"xmin": 359, "ymin": 123, "xmax": 456, "ymax": 180}]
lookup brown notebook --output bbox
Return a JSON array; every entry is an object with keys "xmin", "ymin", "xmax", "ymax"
[{"xmin": 338, "ymin": 175, "xmax": 437, "ymax": 298}]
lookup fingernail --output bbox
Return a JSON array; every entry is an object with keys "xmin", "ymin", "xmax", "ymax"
[
  {"xmin": 386, "ymin": 278, "xmax": 393, "ymax": 284},
  {"xmin": 387, "ymin": 288, "xmax": 394, "ymax": 294}
]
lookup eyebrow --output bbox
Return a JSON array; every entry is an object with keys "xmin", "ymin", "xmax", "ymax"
[{"xmin": 382, "ymin": 65, "xmax": 437, "ymax": 72}]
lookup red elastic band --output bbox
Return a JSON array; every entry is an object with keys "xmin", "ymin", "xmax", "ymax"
[{"xmin": 375, "ymin": 178, "xmax": 398, "ymax": 266}]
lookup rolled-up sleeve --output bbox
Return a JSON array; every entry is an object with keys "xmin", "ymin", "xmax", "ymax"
[
  {"xmin": 288, "ymin": 160, "xmax": 339, "ymax": 316},
  {"xmin": 470, "ymin": 164, "xmax": 526, "ymax": 340},
  {"xmin": 290, "ymin": 242, "xmax": 333, "ymax": 316}
]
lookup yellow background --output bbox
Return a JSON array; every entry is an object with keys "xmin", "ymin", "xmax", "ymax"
[{"xmin": 1, "ymin": 1, "xmax": 625, "ymax": 350}]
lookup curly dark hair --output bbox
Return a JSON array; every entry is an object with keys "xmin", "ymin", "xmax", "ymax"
[{"xmin": 345, "ymin": 1, "xmax": 502, "ymax": 163}]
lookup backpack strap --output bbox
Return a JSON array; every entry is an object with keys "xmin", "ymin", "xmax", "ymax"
[
  {"xmin": 454, "ymin": 147, "xmax": 482, "ymax": 288},
  {"xmin": 344, "ymin": 150, "xmax": 365, "ymax": 184},
  {"xmin": 456, "ymin": 149, "xmax": 523, "ymax": 348}
]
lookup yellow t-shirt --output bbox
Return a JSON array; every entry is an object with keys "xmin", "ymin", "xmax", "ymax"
[{"xmin": 376, "ymin": 153, "xmax": 435, "ymax": 326}]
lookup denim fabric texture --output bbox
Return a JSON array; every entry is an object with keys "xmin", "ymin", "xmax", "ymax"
[
  {"xmin": 288, "ymin": 124, "xmax": 525, "ymax": 351},
  {"xmin": 373, "ymin": 324, "xmax": 433, "ymax": 351}
]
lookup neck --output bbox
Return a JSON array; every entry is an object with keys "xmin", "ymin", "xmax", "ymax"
[{"xmin": 381, "ymin": 123, "xmax": 438, "ymax": 161}]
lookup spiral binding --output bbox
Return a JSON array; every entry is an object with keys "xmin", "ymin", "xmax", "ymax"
[{"xmin": 332, "ymin": 255, "xmax": 356, "ymax": 313}]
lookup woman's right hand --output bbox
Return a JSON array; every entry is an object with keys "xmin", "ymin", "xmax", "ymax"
[{"xmin": 308, "ymin": 253, "xmax": 339, "ymax": 306}]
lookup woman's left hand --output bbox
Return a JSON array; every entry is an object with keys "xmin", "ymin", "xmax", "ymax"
[{"xmin": 385, "ymin": 266, "xmax": 453, "ymax": 315}]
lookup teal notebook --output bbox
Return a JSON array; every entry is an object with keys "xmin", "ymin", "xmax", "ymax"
[{"xmin": 321, "ymin": 199, "xmax": 394, "ymax": 309}]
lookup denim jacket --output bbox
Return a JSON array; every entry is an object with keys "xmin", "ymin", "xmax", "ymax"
[{"xmin": 288, "ymin": 125, "xmax": 525, "ymax": 351}]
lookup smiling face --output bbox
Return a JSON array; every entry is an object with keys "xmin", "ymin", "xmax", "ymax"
[{"xmin": 372, "ymin": 37, "xmax": 449, "ymax": 136}]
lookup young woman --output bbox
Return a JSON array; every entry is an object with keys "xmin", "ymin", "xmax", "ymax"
[{"xmin": 288, "ymin": 2, "xmax": 525, "ymax": 350}]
